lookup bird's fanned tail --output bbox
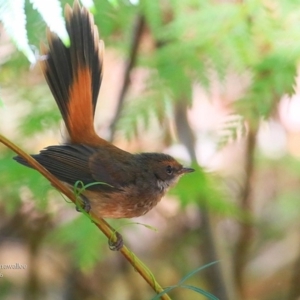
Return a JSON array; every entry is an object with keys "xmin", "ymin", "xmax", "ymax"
[{"xmin": 40, "ymin": 1, "xmax": 106, "ymax": 145}]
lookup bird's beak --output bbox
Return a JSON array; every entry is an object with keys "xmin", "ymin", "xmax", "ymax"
[{"xmin": 180, "ymin": 167, "xmax": 195, "ymax": 174}]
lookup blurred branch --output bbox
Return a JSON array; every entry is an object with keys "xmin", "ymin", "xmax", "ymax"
[
  {"xmin": 287, "ymin": 238, "xmax": 300, "ymax": 300},
  {"xmin": 233, "ymin": 125, "xmax": 257, "ymax": 298},
  {"xmin": 109, "ymin": 14, "xmax": 145, "ymax": 141},
  {"xmin": 174, "ymin": 102, "xmax": 197, "ymax": 161},
  {"xmin": 174, "ymin": 102, "xmax": 230, "ymax": 300},
  {"xmin": 0, "ymin": 133, "xmax": 171, "ymax": 300},
  {"xmin": 24, "ymin": 214, "xmax": 50, "ymax": 300}
]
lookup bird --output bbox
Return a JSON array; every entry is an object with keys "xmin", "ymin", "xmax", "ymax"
[{"xmin": 14, "ymin": 1, "xmax": 194, "ymax": 219}]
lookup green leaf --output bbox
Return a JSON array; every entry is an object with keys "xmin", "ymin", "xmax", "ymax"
[
  {"xmin": 178, "ymin": 261, "xmax": 219, "ymax": 285},
  {"xmin": 151, "ymin": 262, "xmax": 220, "ymax": 300}
]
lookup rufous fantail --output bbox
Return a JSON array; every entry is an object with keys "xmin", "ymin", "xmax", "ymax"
[{"xmin": 14, "ymin": 1, "xmax": 194, "ymax": 219}]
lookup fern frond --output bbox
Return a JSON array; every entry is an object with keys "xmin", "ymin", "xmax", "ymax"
[
  {"xmin": 0, "ymin": 0, "xmax": 35, "ymax": 63},
  {"xmin": 217, "ymin": 114, "xmax": 246, "ymax": 149}
]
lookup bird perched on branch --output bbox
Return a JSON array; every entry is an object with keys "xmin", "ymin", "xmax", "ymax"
[{"xmin": 14, "ymin": 1, "xmax": 194, "ymax": 219}]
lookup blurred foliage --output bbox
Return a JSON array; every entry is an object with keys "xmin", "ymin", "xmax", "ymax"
[
  {"xmin": 1, "ymin": 0, "xmax": 300, "ymax": 299},
  {"xmin": 47, "ymin": 214, "xmax": 107, "ymax": 270}
]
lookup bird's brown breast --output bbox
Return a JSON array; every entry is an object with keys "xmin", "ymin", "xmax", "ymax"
[{"xmin": 83, "ymin": 183, "xmax": 165, "ymax": 218}]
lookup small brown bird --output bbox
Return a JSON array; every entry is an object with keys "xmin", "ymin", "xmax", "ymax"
[{"xmin": 14, "ymin": 1, "xmax": 194, "ymax": 219}]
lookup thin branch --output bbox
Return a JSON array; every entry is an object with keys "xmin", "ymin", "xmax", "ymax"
[{"xmin": 0, "ymin": 133, "xmax": 171, "ymax": 300}]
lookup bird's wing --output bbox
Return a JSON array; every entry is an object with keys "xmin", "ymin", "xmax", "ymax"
[{"xmin": 14, "ymin": 144, "xmax": 130, "ymax": 192}]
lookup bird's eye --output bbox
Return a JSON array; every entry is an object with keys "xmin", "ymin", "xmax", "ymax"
[{"xmin": 166, "ymin": 165, "xmax": 173, "ymax": 175}]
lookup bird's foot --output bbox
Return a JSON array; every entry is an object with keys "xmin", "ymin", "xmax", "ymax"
[
  {"xmin": 75, "ymin": 195, "xmax": 91, "ymax": 213},
  {"xmin": 109, "ymin": 232, "xmax": 123, "ymax": 251}
]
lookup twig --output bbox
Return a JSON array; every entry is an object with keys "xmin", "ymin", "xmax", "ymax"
[{"xmin": 0, "ymin": 133, "xmax": 171, "ymax": 300}]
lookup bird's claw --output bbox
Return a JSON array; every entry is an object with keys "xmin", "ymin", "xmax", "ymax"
[
  {"xmin": 109, "ymin": 232, "xmax": 123, "ymax": 251},
  {"xmin": 75, "ymin": 195, "xmax": 91, "ymax": 213}
]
